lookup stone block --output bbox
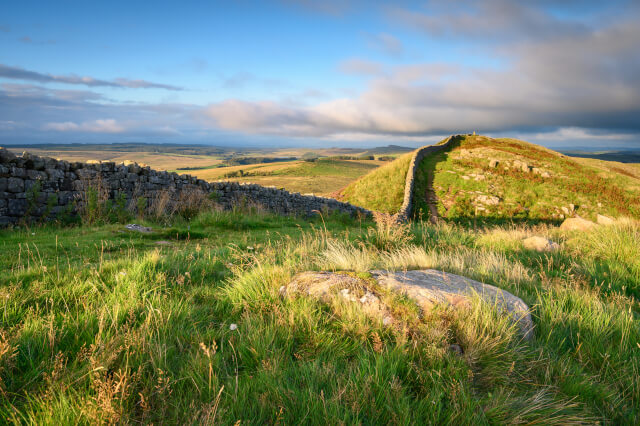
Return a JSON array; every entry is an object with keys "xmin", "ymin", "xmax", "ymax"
[
  {"xmin": 7, "ymin": 177, "xmax": 24, "ymax": 193},
  {"xmin": 8, "ymin": 198, "xmax": 27, "ymax": 215}
]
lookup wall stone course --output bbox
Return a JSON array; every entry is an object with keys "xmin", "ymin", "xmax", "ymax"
[{"xmin": 0, "ymin": 148, "xmax": 372, "ymax": 225}]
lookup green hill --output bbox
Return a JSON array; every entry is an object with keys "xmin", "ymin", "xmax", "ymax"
[
  {"xmin": 338, "ymin": 151, "xmax": 415, "ymax": 213},
  {"xmin": 341, "ymin": 134, "xmax": 640, "ymax": 221}
]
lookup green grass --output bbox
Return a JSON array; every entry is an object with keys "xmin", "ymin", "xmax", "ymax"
[
  {"xmin": 413, "ymin": 135, "xmax": 640, "ymax": 222},
  {"xmin": 271, "ymin": 158, "xmax": 379, "ymax": 178},
  {"xmin": 0, "ymin": 208, "xmax": 639, "ymax": 423},
  {"xmin": 340, "ymin": 152, "xmax": 415, "ymax": 213}
]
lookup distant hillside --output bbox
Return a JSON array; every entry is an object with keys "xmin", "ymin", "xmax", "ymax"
[
  {"xmin": 341, "ymin": 135, "xmax": 640, "ymax": 221},
  {"xmin": 562, "ymin": 150, "xmax": 640, "ymax": 164},
  {"xmin": 360, "ymin": 144, "xmax": 414, "ymax": 156}
]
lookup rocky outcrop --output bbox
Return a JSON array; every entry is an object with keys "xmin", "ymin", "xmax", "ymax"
[
  {"xmin": 283, "ymin": 269, "xmax": 534, "ymax": 339},
  {"xmin": 0, "ymin": 147, "xmax": 371, "ymax": 226}
]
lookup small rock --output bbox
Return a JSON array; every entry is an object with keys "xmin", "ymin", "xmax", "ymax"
[
  {"xmin": 155, "ymin": 240, "xmax": 172, "ymax": 245},
  {"xmin": 488, "ymin": 159, "xmax": 499, "ymax": 168},
  {"xmin": 523, "ymin": 236, "xmax": 559, "ymax": 252},
  {"xmin": 124, "ymin": 224, "xmax": 153, "ymax": 233},
  {"xmin": 560, "ymin": 217, "xmax": 596, "ymax": 231},
  {"xmin": 596, "ymin": 214, "xmax": 615, "ymax": 225},
  {"xmin": 461, "ymin": 175, "xmax": 470, "ymax": 181},
  {"xmin": 476, "ymin": 194, "xmax": 500, "ymax": 205},
  {"xmin": 449, "ymin": 344, "xmax": 463, "ymax": 355}
]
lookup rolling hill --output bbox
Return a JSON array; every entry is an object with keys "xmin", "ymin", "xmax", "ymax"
[{"xmin": 341, "ymin": 135, "xmax": 640, "ymax": 222}]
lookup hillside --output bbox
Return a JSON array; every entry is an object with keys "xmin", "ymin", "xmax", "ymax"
[
  {"xmin": 339, "ymin": 152, "xmax": 415, "ymax": 213},
  {"xmin": 341, "ymin": 135, "xmax": 640, "ymax": 222}
]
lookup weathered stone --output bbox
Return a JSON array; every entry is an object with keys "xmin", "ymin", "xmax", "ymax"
[
  {"xmin": 7, "ymin": 177, "xmax": 24, "ymax": 193},
  {"xmin": 371, "ymin": 270, "xmax": 533, "ymax": 338},
  {"xmin": 7, "ymin": 198, "xmax": 27, "ymax": 216},
  {"xmin": 560, "ymin": 217, "xmax": 596, "ymax": 231},
  {"xmin": 46, "ymin": 168, "xmax": 65, "ymax": 180},
  {"xmin": 523, "ymin": 236, "xmax": 559, "ymax": 252},
  {"xmin": 283, "ymin": 271, "xmax": 394, "ymax": 325},
  {"xmin": 596, "ymin": 214, "xmax": 615, "ymax": 225},
  {"xmin": 284, "ymin": 270, "xmax": 534, "ymax": 339},
  {"xmin": 476, "ymin": 194, "xmax": 500, "ymax": 205},
  {"xmin": 124, "ymin": 224, "xmax": 153, "ymax": 233},
  {"xmin": 0, "ymin": 147, "xmax": 17, "ymax": 162},
  {"xmin": 0, "ymin": 177, "xmax": 6, "ymax": 192},
  {"xmin": 488, "ymin": 159, "xmax": 499, "ymax": 168}
]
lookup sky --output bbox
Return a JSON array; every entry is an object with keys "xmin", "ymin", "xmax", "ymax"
[{"xmin": 1, "ymin": 0, "xmax": 639, "ymax": 149}]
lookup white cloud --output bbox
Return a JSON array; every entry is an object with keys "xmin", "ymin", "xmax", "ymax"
[
  {"xmin": 338, "ymin": 59, "xmax": 384, "ymax": 76},
  {"xmin": 44, "ymin": 119, "xmax": 125, "ymax": 133},
  {"xmin": 526, "ymin": 127, "xmax": 636, "ymax": 142},
  {"xmin": 365, "ymin": 32, "xmax": 403, "ymax": 56}
]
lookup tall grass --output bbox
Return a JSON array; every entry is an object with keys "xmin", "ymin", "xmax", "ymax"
[{"xmin": 0, "ymin": 211, "xmax": 638, "ymax": 423}]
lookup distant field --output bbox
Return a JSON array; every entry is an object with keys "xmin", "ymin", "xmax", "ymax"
[{"xmin": 191, "ymin": 158, "xmax": 385, "ymax": 195}]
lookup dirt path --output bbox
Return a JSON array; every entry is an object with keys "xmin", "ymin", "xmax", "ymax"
[{"xmin": 425, "ymin": 172, "xmax": 440, "ymax": 224}]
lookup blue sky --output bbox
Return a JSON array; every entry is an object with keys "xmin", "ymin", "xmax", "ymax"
[{"xmin": 1, "ymin": 0, "xmax": 639, "ymax": 148}]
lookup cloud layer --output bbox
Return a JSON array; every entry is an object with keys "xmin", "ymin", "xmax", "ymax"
[
  {"xmin": 202, "ymin": 1, "xmax": 640, "ymax": 142},
  {"xmin": 0, "ymin": 64, "xmax": 182, "ymax": 90},
  {"xmin": 1, "ymin": 0, "xmax": 639, "ymax": 147}
]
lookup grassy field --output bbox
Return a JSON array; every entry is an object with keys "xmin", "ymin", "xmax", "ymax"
[{"xmin": 0, "ymin": 206, "xmax": 638, "ymax": 423}]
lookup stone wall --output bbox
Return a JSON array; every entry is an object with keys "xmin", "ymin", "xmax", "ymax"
[
  {"xmin": 394, "ymin": 135, "xmax": 459, "ymax": 222},
  {"xmin": 0, "ymin": 147, "xmax": 371, "ymax": 226}
]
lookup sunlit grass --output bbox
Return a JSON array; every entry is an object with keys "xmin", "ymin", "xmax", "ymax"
[{"xmin": 0, "ymin": 212, "xmax": 638, "ymax": 423}]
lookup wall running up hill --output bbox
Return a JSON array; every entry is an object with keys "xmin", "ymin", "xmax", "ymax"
[
  {"xmin": 0, "ymin": 148, "xmax": 370, "ymax": 226},
  {"xmin": 394, "ymin": 135, "xmax": 459, "ymax": 221}
]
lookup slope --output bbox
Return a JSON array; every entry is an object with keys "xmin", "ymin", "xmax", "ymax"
[
  {"xmin": 338, "ymin": 151, "xmax": 415, "ymax": 213},
  {"xmin": 413, "ymin": 135, "xmax": 640, "ymax": 222}
]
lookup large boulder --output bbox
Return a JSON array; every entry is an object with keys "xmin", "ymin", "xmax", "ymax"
[
  {"xmin": 560, "ymin": 217, "xmax": 596, "ymax": 231},
  {"xmin": 522, "ymin": 236, "xmax": 559, "ymax": 252},
  {"xmin": 283, "ymin": 270, "xmax": 533, "ymax": 339}
]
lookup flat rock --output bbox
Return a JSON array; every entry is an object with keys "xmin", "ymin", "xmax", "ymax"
[
  {"xmin": 283, "ymin": 272, "xmax": 394, "ymax": 325},
  {"xmin": 284, "ymin": 270, "xmax": 533, "ymax": 339},
  {"xmin": 522, "ymin": 236, "xmax": 559, "ymax": 252},
  {"xmin": 560, "ymin": 217, "xmax": 595, "ymax": 231},
  {"xmin": 596, "ymin": 214, "xmax": 615, "ymax": 225},
  {"xmin": 124, "ymin": 223, "xmax": 153, "ymax": 233},
  {"xmin": 371, "ymin": 270, "xmax": 533, "ymax": 339}
]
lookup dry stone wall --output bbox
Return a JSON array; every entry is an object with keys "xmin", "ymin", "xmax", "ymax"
[
  {"xmin": 394, "ymin": 135, "xmax": 459, "ymax": 221},
  {"xmin": 0, "ymin": 147, "xmax": 370, "ymax": 226}
]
